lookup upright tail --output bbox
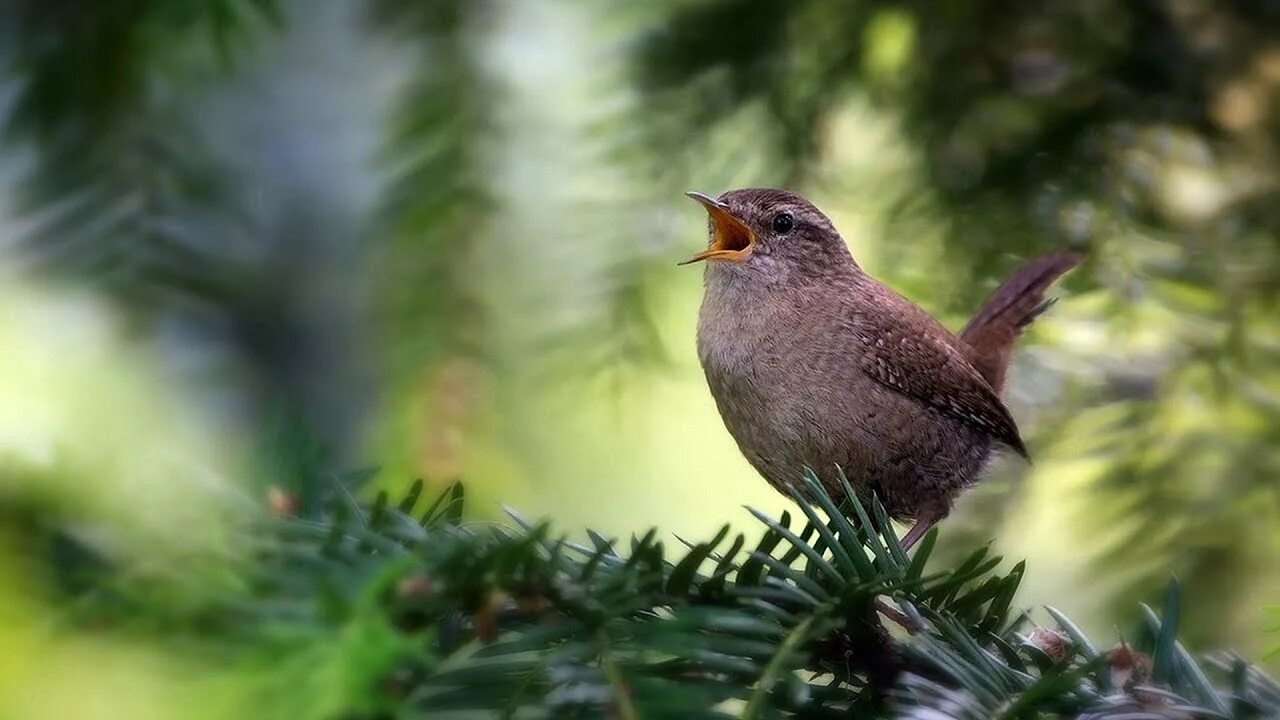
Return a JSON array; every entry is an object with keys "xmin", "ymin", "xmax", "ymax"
[{"xmin": 960, "ymin": 251, "xmax": 1084, "ymax": 395}]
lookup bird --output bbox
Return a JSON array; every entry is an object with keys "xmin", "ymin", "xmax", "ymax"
[{"xmin": 682, "ymin": 188, "xmax": 1082, "ymax": 550}]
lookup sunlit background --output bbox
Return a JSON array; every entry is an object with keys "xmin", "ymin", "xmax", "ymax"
[{"xmin": 2, "ymin": 0, "xmax": 1280, "ymax": 716}]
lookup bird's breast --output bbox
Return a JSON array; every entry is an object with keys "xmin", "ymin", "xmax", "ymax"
[
  {"xmin": 696, "ymin": 283, "xmax": 789, "ymax": 381},
  {"xmin": 695, "ymin": 284, "xmax": 831, "ymax": 441}
]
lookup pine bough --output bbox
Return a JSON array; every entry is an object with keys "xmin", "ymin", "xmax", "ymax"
[{"xmin": 182, "ymin": 468, "xmax": 1277, "ymax": 720}]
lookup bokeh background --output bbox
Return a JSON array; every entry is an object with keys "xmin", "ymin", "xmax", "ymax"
[{"xmin": 2, "ymin": 0, "xmax": 1279, "ymax": 716}]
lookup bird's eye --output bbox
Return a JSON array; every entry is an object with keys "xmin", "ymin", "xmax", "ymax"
[{"xmin": 771, "ymin": 212, "xmax": 794, "ymax": 234}]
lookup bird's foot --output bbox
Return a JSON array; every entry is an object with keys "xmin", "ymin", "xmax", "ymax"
[
  {"xmin": 899, "ymin": 513, "xmax": 941, "ymax": 552},
  {"xmin": 875, "ymin": 598, "xmax": 921, "ymax": 634}
]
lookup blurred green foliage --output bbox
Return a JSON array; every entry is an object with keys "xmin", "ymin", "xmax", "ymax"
[{"xmin": 2, "ymin": 0, "xmax": 1280, "ymax": 715}]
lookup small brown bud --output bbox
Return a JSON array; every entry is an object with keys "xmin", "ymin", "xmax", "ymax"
[
  {"xmin": 1029, "ymin": 628, "xmax": 1071, "ymax": 663},
  {"xmin": 474, "ymin": 590, "xmax": 511, "ymax": 644},
  {"xmin": 516, "ymin": 594, "xmax": 550, "ymax": 618},
  {"xmin": 1109, "ymin": 643, "xmax": 1152, "ymax": 689},
  {"xmin": 266, "ymin": 486, "xmax": 296, "ymax": 517},
  {"xmin": 396, "ymin": 573, "xmax": 434, "ymax": 600}
]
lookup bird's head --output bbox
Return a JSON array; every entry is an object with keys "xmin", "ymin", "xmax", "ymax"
[{"xmin": 680, "ymin": 188, "xmax": 854, "ymax": 283}]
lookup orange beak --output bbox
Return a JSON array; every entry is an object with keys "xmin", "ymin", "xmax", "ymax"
[{"xmin": 679, "ymin": 191, "xmax": 755, "ymax": 265}]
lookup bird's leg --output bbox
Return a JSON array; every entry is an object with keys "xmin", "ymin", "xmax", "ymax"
[
  {"xmin": 898, "ymin": 520, "xmax": 932, "ymax": 551},
  {"xmin": 877, "ymin": 507, "xmax": 944, "ymax": 633},
  {"xmin": 875, "ymin": 599, "xmax": 918, "ymax": 633},
  {"xmin": 899, "ymin": 511, "xmax": 941, "ymax": 552}
]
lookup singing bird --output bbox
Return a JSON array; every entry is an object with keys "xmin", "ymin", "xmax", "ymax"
[{"xmin": 683, "ymin": 188, "xmax": 1081, "ymax": 550}]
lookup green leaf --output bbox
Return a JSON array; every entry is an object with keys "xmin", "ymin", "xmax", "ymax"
[
  {"xmin": 702, "ymin": 533, "xmax": 746, "ymax": 595},
  {"xmin": 835, "ymin": 469, "xmax": 895, "ymax": 573},
  {"xmin": 745, "ymin": 506, "xmax": 844, "ymax": 586},
  {"xmin": 666, "ymin": 525, "xmax": 729, "ymax": 597},
  {"xmin": 871, "ymin": 495, "xmax": 910, "ymax": 567},
  {"xmin": 422, "ymin": 482, "xmax": 465, "ymax": 526},
  {"xmin": 1151, "ymin": 579, "xmax": 1182, "ymax": 685},
  {"xmin": 796, "ymin": 472, "xmax": 870, "ymax": 581},
  {"xmin": 398, "ymin": 479, "xmax": 425, "ymax": 513},
  {"xmin": 1141, "ymin": 589, "xmax": 1229, "ymax": 716},
  {"xmin": 741, "ymin": 615, "xmax": 819, "ymax": 719},
  {"xmin": 737, "ymin": 513, "xmax": 788, "ymax": 587},
  {"xmin": 904, "ymin": 527, "xmax": 937, "ymax": 581}
]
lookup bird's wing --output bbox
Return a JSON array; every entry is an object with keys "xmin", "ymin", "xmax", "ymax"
[{"xmin": 849, "ymin": 298, "xmax": 1029, "ymax": 459}]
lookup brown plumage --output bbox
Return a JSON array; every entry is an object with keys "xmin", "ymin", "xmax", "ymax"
[
  {"xmin": 961, "ymin": 252, "xmax": 1084, "ymax": 395},
  {"xmin": 684, "ymin": 188, "xmax": 1082, "ymax": 548}
]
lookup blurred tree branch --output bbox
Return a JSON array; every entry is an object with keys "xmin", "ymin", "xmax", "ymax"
[{"xmin": 1, "ymin": 0, "xmax": 277, "ymax": 303}]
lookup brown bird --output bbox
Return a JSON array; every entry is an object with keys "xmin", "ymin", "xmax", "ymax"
[{"xmin": 683, "ymin": 188, "xmax": 1081, "ymax": 550}]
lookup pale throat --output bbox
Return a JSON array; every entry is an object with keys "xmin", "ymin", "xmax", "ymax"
[{"xmin": 696, "ymin": 268, "xmax": 812, "ymax": 371}]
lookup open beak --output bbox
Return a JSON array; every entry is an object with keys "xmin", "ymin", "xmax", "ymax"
[{"xmin": 679, "ymin": 191, "xmax": 755, "ymax": 265}]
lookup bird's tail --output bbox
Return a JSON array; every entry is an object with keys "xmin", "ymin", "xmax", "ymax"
[{"xmin": 960, "ymin": 251, "xmax": 1084, "ymax": 395}]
